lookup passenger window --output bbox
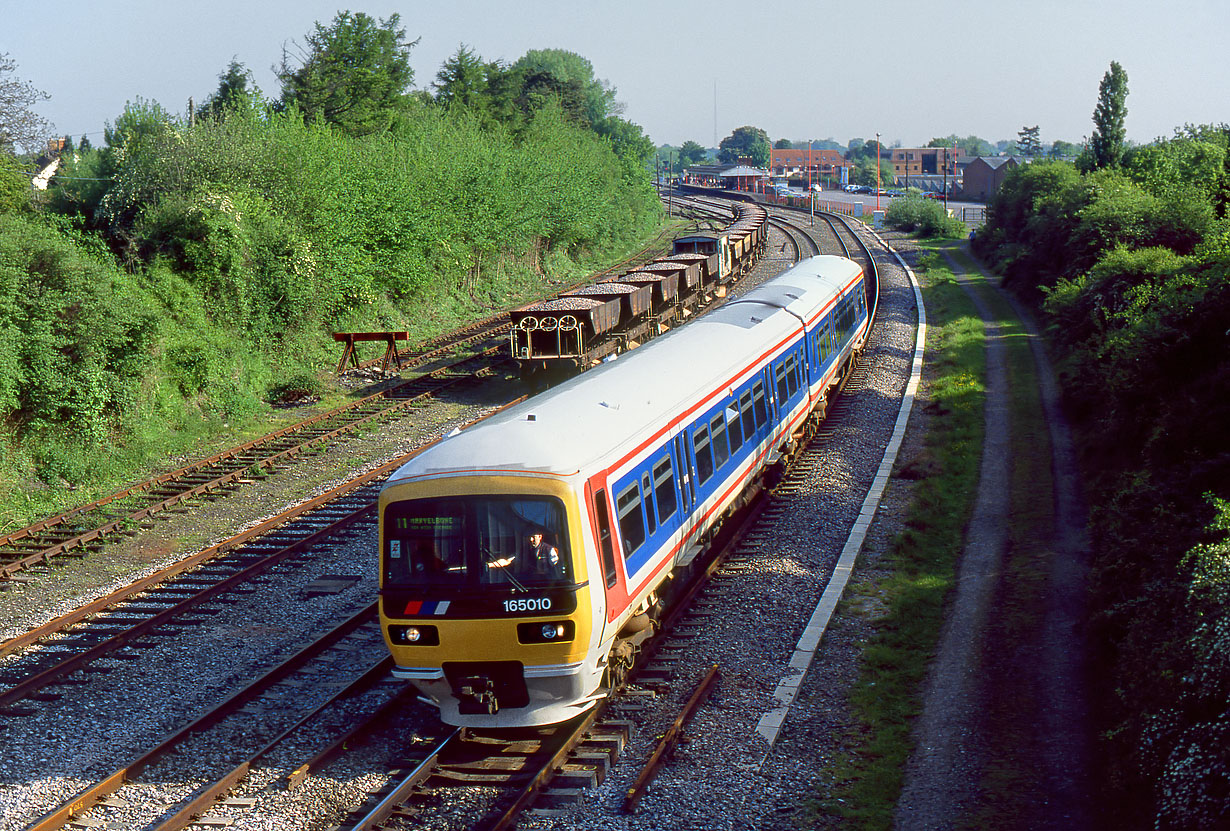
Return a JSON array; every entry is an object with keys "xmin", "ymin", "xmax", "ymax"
[
  {"xmin": 785, "ymin": 355, "xmax": 799, "ymax": 397},
  {"xmin": 726, "ymin": 405, "xmax": 743, "ymax": 452},
  {"xmin": 653, "ymin": 457, "xmax": 677, "ymax": 522},
  {"xmin": 775, "ymin": 363, "xmax": 788, "ymax": 404},
  {"xmin": 711, "ymin": 414, "xmax": 730, "ymax": 468},
  {"xmin": 616, "ymin": 483, "xmax": 645, "ymax": 557},
  {"xmin": 694, "ymin": 425, "xmax": 714, "ymax": 484},
  {"xmin": 740, "ymin": 392, "xmax": 755, "ymax": 439},
  {"xmin": 752, "ymin": 381, "xmax": 767, "ymax": 427},
  {"xmin": 642, "ymin": 473, "xmax": 657, "ymax": 534}
]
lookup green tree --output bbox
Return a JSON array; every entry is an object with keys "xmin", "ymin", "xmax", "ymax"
[
  {"xmin": 199, "ymin": 60, "xmax": 259, "ymax": 121},
  {"xmin": 928, "ymin": 134, "xmax": 993, "ymax": 156},
  {"xmin": 510, "ymin": 49, "xmax": 618, "ymax": 130},
  {"xmin": 774, "ymin": 137, "xmax": 792, "ymax": 149},
  {"xmin": 1050, "ymin": 139, "xmax": 1082, "ymax": 158},
  {"xmin": 0, "ymin": 153, "xmax": 29, "ymax": 213},
  {"xmin": 718, "ymin": 125, "xmax": 770, "ymax": 167},
  {"xmin": 1089, "ymin": 60, "xmax": 1129, "ymax": 170},
  {"xmin": 595, "ymin": 116, "xmax": 654, "ymax": 168},
  {"xmin": 678, "ymin": 139, "xmax": 707, "ymax": 167},
  {"xmin": 1017, "ymin": 125, "xmax": 1042, "ymax": 156},
  {"xmin": 0, "ymin": 52, "xmax": 53, "ymax": 155},
  {"xmin": 433, "ymin": 45, "xmax": 489, "ymax": 112},
  {"xmin": 276, "ymin": 11, "xmax": 418, "ymax": 137}
]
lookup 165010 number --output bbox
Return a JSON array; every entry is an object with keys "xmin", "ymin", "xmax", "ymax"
[{"xmin": 503, "ymin": 597, "xmax": 551, "ymax": 613}]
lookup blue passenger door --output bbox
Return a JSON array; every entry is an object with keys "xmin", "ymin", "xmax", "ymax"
[{"xmin": 673, "ymin": 435, "xmax": 695, "ymax": 515}]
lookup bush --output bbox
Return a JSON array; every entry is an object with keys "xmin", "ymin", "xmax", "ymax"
[{"xmin": 884, "ymin": 195, "xmax": 966, "ymax": 237}]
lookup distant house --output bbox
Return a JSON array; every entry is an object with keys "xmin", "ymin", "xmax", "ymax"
[{"xmin": 962, "ymin": 156, "xmax": 1024, "ymax": 201}]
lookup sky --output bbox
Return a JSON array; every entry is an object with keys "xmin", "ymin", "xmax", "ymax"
[{"xmin": 4, "ymin": 0, "xmax": 1227, "ymax": 152}]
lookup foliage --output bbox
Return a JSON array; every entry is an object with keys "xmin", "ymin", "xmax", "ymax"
[
  {"xmin": 0, "ymin": 52, "xmax": 53, "ymax": 155},
  {"xmin": 774, "ymin": 138, "xmax": 792, "ymax": 149},
  {"xmin": 5, "ymin": 35, "xmax": 662, "ymax": 518},
  {"xmin": 198, "ymin": 60, "xmax": 260, "ymax": 121},
  {"xmin": 976, "ymin": 112, "xmax": 1230, "ymax": 829},
  {"xmin": 1088, "ymin": 60, "xmax": 1129, "ymax": 170},
  {"xmin": 718, "ymin": 125, "xmax": 770, "ymax": 167},
  {"xmin": 678, "ymin": 139, "xmax": 708, "ymax": 167},
  {"xmin": 510, "ymin": 49, "xmax": 619, "ymax": 130},
  {"xmin": 276, "ymin": 10, "xmax": 418, "ymax": 137},
  {"xmin": 1017, "ymin": 125, "xmax": 1041, "ymax": 157},
  {"xmin": 928, "ymin": 134, "xmax": 994, "ymax": 157},
  {"xmin": 433, "ymin": 45, "xmax": 489, "ymax": 113},
  {"xmin": 1050, "ymin": 139, "xmax": 1082, "ymax": 158},
  {"xmin": 0, "ymin": 153, "xmax": 30, "ymax": 214},
  {"xmin": 884, "ymin": 195, "xmax": 966, "ymax": 237}
]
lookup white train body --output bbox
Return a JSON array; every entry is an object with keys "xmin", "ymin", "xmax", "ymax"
[{"xmin": 378, "ymin": 255, "xmax": 870, "ymax": 727}]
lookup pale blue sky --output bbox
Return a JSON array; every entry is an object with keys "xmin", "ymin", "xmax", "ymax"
[{"xmin": 4, "ymin": 0, "xmax": 1226, "ymax": 150}]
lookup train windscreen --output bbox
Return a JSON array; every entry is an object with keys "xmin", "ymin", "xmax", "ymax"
[{"xmin": 383, "ymin": 496, "xmax": 572, "ymax": 590}]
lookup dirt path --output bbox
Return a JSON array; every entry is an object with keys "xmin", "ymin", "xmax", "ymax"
[{"xmin": 894, "ymin": 249, "xmax": 1094, "ymax": 830}]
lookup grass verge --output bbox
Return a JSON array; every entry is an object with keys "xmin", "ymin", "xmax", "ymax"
[{"xmin": 810, "ymin": 241, "xmax": 1057, "ymax": 828}]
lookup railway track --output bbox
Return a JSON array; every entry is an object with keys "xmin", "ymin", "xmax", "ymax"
[
  {"xmin": 20, "ymin": 605, "xmax": 426, "ymax": 831},
  {"xmin": 0, "ymin": 353, "xmax": 509, "ymax": 582}
]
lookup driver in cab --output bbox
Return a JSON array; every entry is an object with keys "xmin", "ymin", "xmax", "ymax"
[{"xmin": 486, "ymin": 529, "xmax": 561, "ymax": 576}]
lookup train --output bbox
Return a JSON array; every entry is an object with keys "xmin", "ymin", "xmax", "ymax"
[
  {"xmin": 377, "ymin": 254, "xmax": 872, "ymax": 727},
  {"xmin": 510, "ymin": 202, "xmax": 768, "ymax": 379}
]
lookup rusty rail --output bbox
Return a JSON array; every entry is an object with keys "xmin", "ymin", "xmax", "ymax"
[{"xmin": 623, "ymin": 664, "xmax": 720, "ymax": 813}]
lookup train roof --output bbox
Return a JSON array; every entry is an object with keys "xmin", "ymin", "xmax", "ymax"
[{"xmin": 385, "ymin": 256, "xmax": 863, "ymax": 485}]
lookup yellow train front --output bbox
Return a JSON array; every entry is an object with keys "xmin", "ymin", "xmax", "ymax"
[{"xmin": 379, "ymin": 467, "xmax": 606, "ymax": 727}]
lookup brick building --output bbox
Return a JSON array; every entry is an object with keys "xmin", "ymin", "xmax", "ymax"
[
  {"xmin": 769, "ymin": 148, "xmax": 852, "ymax": 183},
  {"xmin": 890, "ymin": 146, "xmax": 963, "ymax": 179},
  {"xmin": 962, "ymin": 156, "xmax": 1023, "ymax": 201}
]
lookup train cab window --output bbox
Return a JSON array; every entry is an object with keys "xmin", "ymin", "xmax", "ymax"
[
  {"xmin": 383, "ymin": 496, "xmax": 572, "ymax": 589},
  {"xmin": 725, "ymin": 405, "xmax": 743, "ymax": 453},
  {"xmin": 710, "ymin": 414, "xmax": 730, "ymax": 469},
  {"xmin": 752, "ymin": 381, "xmax": 767, "ymax": 427},
  {"xmin": 740, "ymin": 391, "xmax": 756, "ymax": 439},
  {"xmin": 616, "ymin": 483, "xmax": 646, "ymax": 557},
  {"xmin": 641, "ymin": 473, "xmax": 657, "ymax": 535},
  {"xmin": 652, "ymin": 457, "xmax": 677, "ymax": 522},
  {"xmin": 694, "ymin": 425, "xmax": 714, "ymax": 485}
]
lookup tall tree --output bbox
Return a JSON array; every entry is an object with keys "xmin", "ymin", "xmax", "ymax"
[
  {"xmin": 678, "ymin": 140, "xmax": 708, "ymax": 167},
  {"xmin": 199, "ymin": 60, "xmax": 259, "ymax": 121},
  {"xmin": 718, "ymin": 125, "xmax": 770, "ymax": 167},
  {"xmin": 774, "ymin": 138, "xmax": 792, "ymax": 149},
  {"xmin": 0, "ymin": 52, "xmax": 53, "ymax": 155},
  {"xmin": 276, "ymin": 11, "xmax": 418, "ymax": 137},
  {"xmin": 1017, "ymin": 125, "xmax": 1042, "ymax": 157},
  {"xmin": 434, "ymin": 45, "xmax": 489, "ymax": 112},
  {"xmin": 1089, "ymin": 60, "xmax": 1129, "ymax": 170},
  {"xmin": 510, "ymin": 49, "xmax": 619, "ymax": 131}
]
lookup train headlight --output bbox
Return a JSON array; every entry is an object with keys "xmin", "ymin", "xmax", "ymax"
[
  {"xmin": 389, "ymin": 624, "xmax": 439, "ymax": 645},
  {"xmin": 517, "ymin": 620, "xmax": 574, "ymax": 644}
]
